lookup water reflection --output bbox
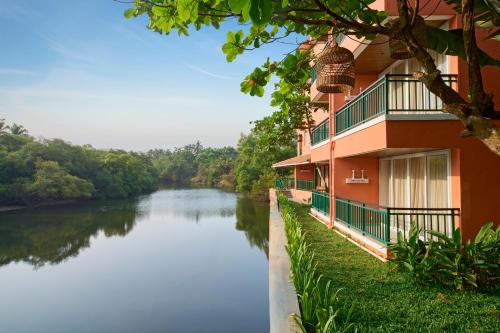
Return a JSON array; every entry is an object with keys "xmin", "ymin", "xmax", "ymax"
[
  {"xmin": 235, "ymin": 197, "xmax": 270, "ymax": 257},
  {"xmin": 0, "ymin": 189, "xmax": 270, "ymax": 333},
  {"xmin": 0, "ymin": 200, "xmax": 141, "ymax": 268},
  {"xmin": 0, "ymin": 190, "xmax": 269, "ymax": 268},
  {"xmin": 139, "ymin": 188, "xmax": 236, "ymax": 222}
]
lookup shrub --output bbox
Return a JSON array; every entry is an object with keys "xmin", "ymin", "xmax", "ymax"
[
  {"xmin": 278, "ymin": 194, "xmax": 353, "ymax": 333},
  {"xmin": 389, "ymin": 223, "xmax": 499, "ymax": 291}
]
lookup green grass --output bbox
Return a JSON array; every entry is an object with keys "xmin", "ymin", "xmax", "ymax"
[{"xmin": 292, "ymin": 203, "xmax": 500, "ymax": 333}]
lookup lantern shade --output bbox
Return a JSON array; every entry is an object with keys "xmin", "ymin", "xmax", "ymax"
[
  {"xmin": 315, "ymin": 46, "xmax": 355, "ymax": 93},
  {"xmin": 387, "ymin": 16, "xmax": 427, "ymax": 60}
]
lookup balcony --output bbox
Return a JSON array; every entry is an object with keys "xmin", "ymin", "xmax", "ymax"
[
  {"xmin": 312, "ymin": 191, "xmax": 330, "ymax": 216},
  {"xmin": 311, "ymin": 119, "xmax": 329, "ymax": 146},
  {"xmin": 275, "ymin": 178, "xmax": 294, "ymax": 190},
  {"xmin": 335, "ymin": 197, "xmax": 459, "ymax": 244},
  {"xmin": 275, "ymin": 178, "xmax": 314, "ymax": 192},
  {"xmin": 297, "ymin": 179, "xmax": 314, "ymax": 191},
  {"xmin": 335, "ymin": 74, "xmax": 458, "ymax": 135}
]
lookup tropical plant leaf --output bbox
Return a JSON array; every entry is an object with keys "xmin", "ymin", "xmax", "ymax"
[{"xmin": 426, "ymin": 26, "xmax": 500, "ymax": 67}]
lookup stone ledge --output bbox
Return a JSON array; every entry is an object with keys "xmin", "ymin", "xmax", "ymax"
[{"xmin": 269, "ymin": 189, "xmax": 301, "ymax": 333}]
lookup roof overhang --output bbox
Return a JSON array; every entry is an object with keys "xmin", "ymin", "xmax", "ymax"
[{"xmin": 272, "ymin": 154, "xmax": 311, "ymax": 168}]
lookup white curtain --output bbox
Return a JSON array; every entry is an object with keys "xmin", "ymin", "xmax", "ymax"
[
  {"xmin": 392, "ymin": 159, "xmax": 407, "ymax": 207},
  {"xmin": 410, "ymin": 157, "xmax": 425, "ymax": 208},
  {"xmin": 379, "ymin": 160, "xmax": 391, "ymax": 206},
  {"xmin": 427, "ymin": 155, "xmax": 448, "ymax": 208}
]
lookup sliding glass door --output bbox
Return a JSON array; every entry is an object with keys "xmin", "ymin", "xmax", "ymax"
[{"xmin": 379, "ymin": 151, "xmax": 451, "ymax": 239}]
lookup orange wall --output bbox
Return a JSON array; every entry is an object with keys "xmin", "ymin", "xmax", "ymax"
[
  {"xmin": 311, "ymin": 142, "xmax": 330, "ymax": 162},
  {"xmin": 454, "ymin": 134, "xmax": 500, "ymax": 241},
  {"xmin": 295, "ymin": 164, "xmax": 314, "ymax": 180},
  {"xmin": 334, "ymin": 121, "xmax": 387, "ymax": 157},
  {"xmin": 332, "ymin": 157, "xmax": 380, "ymax": 205}
]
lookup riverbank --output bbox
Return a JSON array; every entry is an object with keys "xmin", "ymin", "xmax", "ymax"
[
  {"xmin": 292, "ymin": 202, "xmax": 500, "ymax": 333},
  {"xmin": 0, "ymin": 199, "xmax": 81, "ymax": 212}
]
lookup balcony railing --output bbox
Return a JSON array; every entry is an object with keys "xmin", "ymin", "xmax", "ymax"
[
  {"xmin": 311, "ymin": 119, "xmax": 329, "ymax": 145},
  {"xmin": 297, "ymin": 179, "xmax": 314, "ymax": 191},
  {"xmin": 275, "ymin": 178, "xmax": 294, "ymax": 190},
  {"xmin": 312, "ymin": 191, "xmax": 330, "ymax": 216},
  {"xmin": 275, "ymin": 178, "xmax": 314, "ymax": 192},
  {"xmin": 335, "ymin": 74, "xmax": 458, "ymax": 135},
  {"xmin": 335, "ymin": 197, "xmax": 459, "ymax": 244}
]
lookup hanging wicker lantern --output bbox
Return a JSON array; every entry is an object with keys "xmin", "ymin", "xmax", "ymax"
[
  {"xmin": 316, "ymin": 45, "xmax": 355, "ymax": 93},
  {"xmin": 387, "ymin": 16, "xmax": 427, "ymax": 60}
]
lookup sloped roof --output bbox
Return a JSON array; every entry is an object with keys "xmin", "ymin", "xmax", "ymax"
[{"xmin": 272, "ymin": 154, "xmax": 311, "ymax": 168}]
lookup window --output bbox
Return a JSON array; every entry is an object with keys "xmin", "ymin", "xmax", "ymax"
[
  {"xmin": 314, "ymin": 165, "xmax": 329, "ymax": 193},
  {"xmin": 380, "ymin": 151, "xmax": 451, "ymax": 239},
  {"xmin": 379, "ymin": 151, "xmax": 449, "ymax": 209},
  {"xmin": 386, "ymin": 52, "xmax": 449, "ymax": 112}
]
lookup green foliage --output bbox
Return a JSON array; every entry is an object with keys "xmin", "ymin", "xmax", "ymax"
[
  {"xmin": 0, "ymin": 119, "xmax": 291, "ymax": 206},
  {"xmin": 30, "ymin": 160, "xmax": 95, "ymax": 201},
  {"xmin": 389, "ymin": 223, "xmax": 500, "ymax": 291},
  {"xmin": 279, "ymin": 195, "xmax": 353, "ymax": 333},
  {"xmin": 149, "ymin": 142, "xmax": 237, "ymax": 189},
  {"xmin": 235, "ymin": 132, "xmax": 294, "ymax": 200},
  {"xmin": 427, "ymin": 27, "xmax": 500, "ymax": 67},
  {"xmin": 0, "ymin": 121, "xmax": 158, "ymax": 205},
  {"xmin": 9, "ymin": 123, "xmax": 28, "ymax": 136},
  {"xmin": 445, "ymin": 0, "xmax": 500, "ymax": 40}
]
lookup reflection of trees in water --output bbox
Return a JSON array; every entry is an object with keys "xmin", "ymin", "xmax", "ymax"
[
  {"xmin": 0, "ymin": 199, "xmax": 141, "ymax": 268},
  {"xmin": 144, "ymin": 188, "xmax": 236, "ymax": 223},
  {"xmin": 170, "ymin": 207, "xmax": 235, "ymax": 222},
  {"xmin": 235, "ymin": 197, "xmax": 270, "ymax": 258}
]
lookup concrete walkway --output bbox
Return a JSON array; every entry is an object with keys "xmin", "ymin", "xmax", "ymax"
[{"xmin": 269, "ymin": 190, "xmax": 301, "ymax": 333}]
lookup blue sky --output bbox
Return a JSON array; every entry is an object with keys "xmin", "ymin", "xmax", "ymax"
[{"xmin": 0, "ymin": 0, "xmax": 295, "ymax": 150}]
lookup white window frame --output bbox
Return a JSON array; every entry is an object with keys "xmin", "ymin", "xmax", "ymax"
[{"xmin": 379, "ymin": 149, "xmax": 452, "ymax": 210}]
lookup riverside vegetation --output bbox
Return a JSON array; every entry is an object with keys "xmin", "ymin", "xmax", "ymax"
[
  {"xmin": 278, "ymin": 194, "xmax": 354, "ymax": 333},
  {"xmin": 0, "ymin": 119, "xmax": 294, "ymax": 207}
]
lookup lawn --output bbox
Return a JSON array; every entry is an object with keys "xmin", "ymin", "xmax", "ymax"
[{"xmin": 291, "ymin": 202, "xmax": 500, "ymax": 333}]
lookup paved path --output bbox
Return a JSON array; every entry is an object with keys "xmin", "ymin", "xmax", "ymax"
[{"xmin": 269, "ymin": 190, "xmax": 301, "ymax": 333}]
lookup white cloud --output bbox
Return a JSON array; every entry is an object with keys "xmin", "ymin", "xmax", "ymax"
[
  {"xmin": 0, "ymin": 68, "xmax": 38, "ymax": 76},
  {"xmin": 184, "ymin": 63, "xmax": 235, "ymax": 80}
]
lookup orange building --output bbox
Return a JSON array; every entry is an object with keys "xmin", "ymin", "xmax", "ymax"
[{"xmin": 273, "ymin": 1, "xmax": 500, "ymax": 259}]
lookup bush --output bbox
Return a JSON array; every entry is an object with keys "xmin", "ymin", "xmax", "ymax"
[
  {"xmin": 389, "ymin": 223, "xmax": 499, "ymax": 291},
  {"xmin": 278, "ymin": 194, "xmax": 353, "ymax": 333}
]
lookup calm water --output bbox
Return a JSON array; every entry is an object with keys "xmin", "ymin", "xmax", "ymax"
[{"xmin": 0, "ymin": 189, "xmax": 270, "ymax": 333}]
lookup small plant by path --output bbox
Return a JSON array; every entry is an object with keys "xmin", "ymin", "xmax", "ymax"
[{"xmin": 278, "ymin": 194, "xmax": 354, "ymax": 333}]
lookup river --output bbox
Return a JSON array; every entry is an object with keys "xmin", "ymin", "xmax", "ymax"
[{"xmin": 0, "ymin": 188, "xmax": 269, "ymax": 333}]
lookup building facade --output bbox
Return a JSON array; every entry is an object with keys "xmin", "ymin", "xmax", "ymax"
[{"xmin": 273, "ymin": 1, "xmax": 500, "ymax": 258}]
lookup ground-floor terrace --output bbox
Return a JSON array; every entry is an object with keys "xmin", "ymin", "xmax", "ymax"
[{"xmin": 275, "ymin": 140, "xmax": 500, "ymax": 259}]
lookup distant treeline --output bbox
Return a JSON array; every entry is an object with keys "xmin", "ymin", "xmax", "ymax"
[{"xmin": 0, "ymin": 119, "xmax": 295, "ymax": 206}]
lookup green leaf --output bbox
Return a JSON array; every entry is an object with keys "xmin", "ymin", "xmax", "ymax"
[
  {"xmin": 124, "ymin": 8, "xmax": 135, "ymax": 19},
  {"xmin": 222, "ymin": 30, "xmax": 245, "ymax": 62},
  {"xmin": 249, "ymin": 0, "xmax": 272, "ymax": 25},
  {"xmin": 177, "ymin": 0, "xmax": 198, "ymax": 22},
  {"xmin": 426, "ymin": 26, "xmax": 500, "ymax": 67},
  {"xmin": 229, "ymin": 0, "xmax": 251, "ymax": 12}
]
